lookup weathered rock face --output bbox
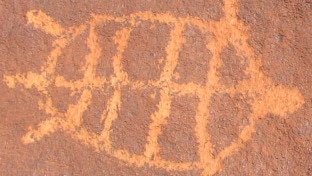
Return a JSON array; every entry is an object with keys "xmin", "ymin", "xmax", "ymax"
[{"xmin": 0, "ymin": 0, "xmax": 311, "ymax": 175}]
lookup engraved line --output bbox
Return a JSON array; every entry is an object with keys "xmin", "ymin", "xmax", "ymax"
[
  {"xmin": 26, "ymin": 10, "xmax": 65, "ymax": 36},
  {"xmin": 100, "ymin": 27, "xmax": 133, "ymax": 150},
  {"xmin": 144, "ymin": 22, "xmax": 186, "ymax": 159}
]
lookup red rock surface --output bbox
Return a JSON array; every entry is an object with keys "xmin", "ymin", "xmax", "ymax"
[{"xmin": 0, "ymin": 0, "xmax": 311, "ymax": 175}]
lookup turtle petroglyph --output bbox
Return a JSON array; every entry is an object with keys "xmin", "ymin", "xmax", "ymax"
[{"xmin": 3, "ymin": 0, "xmax": 305, "ymax": 175}]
